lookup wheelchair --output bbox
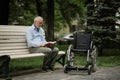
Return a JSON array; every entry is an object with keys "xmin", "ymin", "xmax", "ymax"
[{"xmin": 64, "ymin": 31, "xmax": 97, "ymax": 75}]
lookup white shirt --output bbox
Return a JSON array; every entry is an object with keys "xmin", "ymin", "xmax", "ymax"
[{"xmin": 26, "ymin": 25, "xmax": 47, "ymax": 47}]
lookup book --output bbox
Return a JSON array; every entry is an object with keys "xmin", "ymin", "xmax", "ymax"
[{"xmin": 45, "ymin": 41, "xmax": 56, "ymax": 47}]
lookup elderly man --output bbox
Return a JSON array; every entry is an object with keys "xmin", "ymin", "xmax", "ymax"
[
  {"xmin": 26, "ymin": 16, "xmax": 59, "ymax": 71},
  {"xmin": 0, "ymin": 55, "xmax": 12, "ymax": 80}
]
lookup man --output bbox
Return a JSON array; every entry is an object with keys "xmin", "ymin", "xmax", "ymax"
[
  {"xmin": 0, "ymin": 55, "xmax": 12, "ymax": 80},
  {"xmin": 26, "ymin": 16, "xmax": 59, "ymax": 71}
]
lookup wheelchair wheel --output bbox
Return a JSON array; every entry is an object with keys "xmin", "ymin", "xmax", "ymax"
[
  {"xmin": 91, "ymin": 46, "xmax": 97, "ymax": 72},
  {"xmin": 64, "ymin": 64, "xmax": 69, "ymax": 73},
  {"xmin": 88, "ymin": 65, "xmax": 92, "ymax": 75},
  {"xmin": 92, "ymin": 63, "xmax": 97, "ymax": 72},
  {"xmin": 90, "ymin": 57, "xmax": 96, "ymax": 72}
]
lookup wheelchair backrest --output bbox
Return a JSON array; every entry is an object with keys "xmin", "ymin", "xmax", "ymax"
[{"xmin": 73, "ymin": 32, "xmax": 92, "ymax": 51}]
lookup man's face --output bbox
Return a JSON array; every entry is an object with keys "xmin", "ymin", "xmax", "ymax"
[{"xmin": 34, "ymin": 20, "xmax": 43, "ymax": 28}]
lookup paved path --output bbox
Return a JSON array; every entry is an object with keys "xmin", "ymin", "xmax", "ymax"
[{"xmin": 0, "ymin": 66, "xmax": 120, "ymax": 80}]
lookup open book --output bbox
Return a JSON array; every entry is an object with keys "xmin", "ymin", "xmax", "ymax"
[{"xmin": 45, "ymin": 41, "xmax": 56, "ymax": 47}]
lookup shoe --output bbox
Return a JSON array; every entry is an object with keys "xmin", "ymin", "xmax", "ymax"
[
  {"xmin": 49, "ymin": 66, "xmax": 54, "ymax": 71},
  {"xmin": 42, "ymin": 67, "xmax": 48, "ymax": 72},
  {"xmin": 5, "ymin": 77, "xmax": 12, "ymax": 80}
]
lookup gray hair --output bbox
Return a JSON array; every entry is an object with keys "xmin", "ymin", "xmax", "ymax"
[{"xmin": 34, "ymin": 16, "xmax": 43, "ymax": 22}]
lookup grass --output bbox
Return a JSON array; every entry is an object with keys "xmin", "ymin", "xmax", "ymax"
[
  {"xmin": 8, "ymin": 45, "xmax": 120, "ymax": 72},
  {"xmin": 97, "ymin": 56, "xmax": 120, "ymax": 67},
  {"xmin": 9, "ymin": 57, "xmax": 44, "ymax": 71},
  {"xmin": 74, "ymin": 55, "xmax": 120, "ymax": 67}
]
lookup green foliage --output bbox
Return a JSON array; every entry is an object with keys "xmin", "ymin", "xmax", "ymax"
[
  {"xmin": 56, "ymin": 0, "xmax": 86, "ymax": 25},
  {"xmin": 9, "ymin": 0, "xmax": 37, "ymax": 25},
  {"xmin": 9, "ymin": 0, "xmax": 87, "ymax": 32},
  {"xmin": 86, "ymin": 0, "xmax": 120, "ymax": 48}
]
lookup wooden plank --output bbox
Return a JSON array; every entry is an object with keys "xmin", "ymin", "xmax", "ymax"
[
  {"xmin": 0, "ymin": 29, "xmax": 27, "ymax": 31},
  {"xmin": 0, "ymin": 46, "xmax": 28, "ymax": 50},
  {"xmin": 0, "ymin": 29, "xmax": 26, "ymax": 32},
  {"xmin": 0, "ymin": 52, "xmax": 29, "ymax": 55},
  {"xmin": 0, "ymin": 43, "xmax": 27, "ymax": 47},
  {"xmin": 0, "ymin": 26, "xmax": 27, "ymax": 27},
  {"xmin": 0, "ymin": 36, "xmax": 26, "ymax": 39},
  {"xmin": 0, "ymin": 25, "xmax": 28, "ymax": 27},
  {"xmin": 0, "ymin": 39, "xmax": 26, "ymax": 43},
  {"xmin": 10, "ymin": 53, "xmax": 45, "ymax": 59},
  {"xmin": 0, "ymin": 49, "xmax": 29, "ymax": 53},
  {"xmin": 0, "ymin": 51, "xmax": 65, "ymax": 59},
  {"xmin": 0, "ymin": 32, "xmax": 25, "ymax": 36},
  {"xmin": 0, "ymin": 26, "xmax": 28, "ymax": 28},
  {"xmin": 0, "ymin": 50, "xmax": 65, "ymax": 55}
]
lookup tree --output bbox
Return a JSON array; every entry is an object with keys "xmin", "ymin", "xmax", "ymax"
[
  {"xmin": 7, "ymin": 0, "xmax": 87, "ymax": 40},
  {"xmin": 86, "ymin": 0, "xmax": 120, "ymax": 55},
  {"xmin": 47, "ymin": 0, "xmax": 54, "ymax": 41},
  {"xmin": 56, "ymin": 0, "xmax": 86, "ymax": 32},
  {"xmin": 9, "ymin": 0, "xmax": 37, "ymax": 25},
  {"xmin": 0, "ymin": 0, "xmax": 10, "ymax": 25},
  {"xmin": 35, "ymin": 0, "xmax": 42, "ymax": 16}
]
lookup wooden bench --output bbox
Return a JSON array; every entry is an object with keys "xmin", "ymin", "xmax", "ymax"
[{"xmin": 0, "ymin": 25, "xmax": 65, "ymax": 66}]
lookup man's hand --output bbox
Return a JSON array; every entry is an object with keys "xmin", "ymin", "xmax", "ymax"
[
  {"xmin": 40, "ymin": 41, "xmax": 56, "ymax": 47},
  {"xmin": 47, "ymin": 41, "xmax": 56, "ymax": 44},
  {"xmin": 40, "ymin": 44, "xmax": 46, "ymax": 47}
]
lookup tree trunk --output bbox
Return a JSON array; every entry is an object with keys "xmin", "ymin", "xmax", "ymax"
[
  {"xmin": 47, "ymin": 0, "xmax": 54, "ymax": 41},
  {"xmin": 35, "ymin": 0, "xmax": 42, "ymax": 16},
  {"xmin": 0, "ymin": 0, "xmax": 9, "ymax": 25}
]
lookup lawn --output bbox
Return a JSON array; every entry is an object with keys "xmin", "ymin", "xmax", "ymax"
[{"xmin": 9, "ymin": 45, "xmax": 120, "ymax": 72}]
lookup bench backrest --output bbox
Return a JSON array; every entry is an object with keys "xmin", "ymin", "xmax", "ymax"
[{"xmin": 0, "ymin": 25, "xmax": 29, "ymax": 56}]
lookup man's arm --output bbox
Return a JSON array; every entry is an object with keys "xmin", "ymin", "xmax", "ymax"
[{"xmin": 26, "ymin": 28, "xmax": 40, "ymax": 47}]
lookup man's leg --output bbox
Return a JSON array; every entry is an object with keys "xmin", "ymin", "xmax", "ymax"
[
  {"xmin": 0, "ymin": 55, "xmax": 12, "ymax": 80},
  {"xmin": 29, "ymin": 47, "xmax": 52, "ymax": 71},
  {"xmin": 48, "ymin": 47, "xmax": 59, "ymax": 70}
]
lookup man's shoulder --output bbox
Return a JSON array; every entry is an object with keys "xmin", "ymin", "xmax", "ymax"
[{"xmin": 27, "ymin": 26, "xmax": 34, "ymax": 30}]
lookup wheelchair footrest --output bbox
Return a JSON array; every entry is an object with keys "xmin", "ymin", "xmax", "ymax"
[{"xmin": 67, "ymin": 66, "xmax": 88, "ymax": 71}]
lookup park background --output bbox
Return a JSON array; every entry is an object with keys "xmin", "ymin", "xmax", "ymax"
[{"xmin": 0, "ymin": 0, "xmax": 120, "ymax": 73}]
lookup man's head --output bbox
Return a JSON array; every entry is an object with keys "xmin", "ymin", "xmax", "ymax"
[{"xmin": 34, "ymin": 16, "xmax": 43, "ymax": 28}]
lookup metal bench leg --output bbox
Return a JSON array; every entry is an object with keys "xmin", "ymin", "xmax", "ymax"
[
  {"xmin": 56, "ymin": 54, "xmax": 66, "ymax": 66},
  {"xmin": 0, "ymin": 55, "xmax": 12, "ymax": 80}
]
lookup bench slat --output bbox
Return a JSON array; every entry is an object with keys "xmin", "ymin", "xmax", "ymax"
[
  {"xmin": 0, "ymin": 26, "xmax": 28, "ymax": 29},
  {"xmin": 0, "ymin": 36, "xmax": 25, "ymax": 39},
  {"xmin": 0, "ymin": 51, "xmax": 65, "ymax": 56},
  {"xmin": 0, "ymin": 28, "xmax": 26, "ymax": 33},
  {"xmin": 0, "ymin": 49, "xmax": 29, "ymax": 53},
  {"xmin": 0, "ymin": 52, "xmax": 29, "ymax": 55},
  {"xmin": 0, "ymin": 25, "xmax": 28, "ymax": 27},
  {"xmin": 0, "ymin": 46, "xmax": 27, "ymax": 50},
  {"xmin": 0, "ymin": 39, "xmax": 26, "ymax": 43},
  {"xmin": 0, "ymin": 43, "xmax": 27, "ymax": 47},
  {"xmin": 10, "ymin": 53, "xmax": 45, "ymax": 59},
  {"xmin": 0, "ymin": 32, "xmax": 25, "ymax": 36},
  {"xmin": 0, "ymin": 51, "xmax": 65, "ymax": 55}
]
